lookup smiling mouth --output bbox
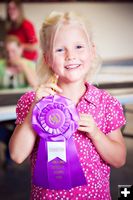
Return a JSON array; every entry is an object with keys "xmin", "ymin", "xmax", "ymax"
[{"xmin": 64, "ymin": 64, "xmax": 81, "ymax": 70}]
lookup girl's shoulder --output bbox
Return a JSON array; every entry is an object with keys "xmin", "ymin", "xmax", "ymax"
[
  {"xmin": 17, "ymin": 90, "xmax": 35, "ymax": 105},
  {"xmin": 85, "ymin": 83, "xmax": 124, "ymax": 118},
  {"xmin": 15, "ymin": 91, "xmax": 35, "ymax": 124},
  {"xmin": 88, "ymin": 84, "xmax": 125, "ymax": 133},
  {"xmin": 90, "ymin": 84, "xmax": 124, "ymax": 115},
  {"xmin": 90, "ymin": 85, "xmax": 118, "ymax": 101},
  {"xmin": 86, "ymin": 83, "xmax": 120, "ymax": 105}
]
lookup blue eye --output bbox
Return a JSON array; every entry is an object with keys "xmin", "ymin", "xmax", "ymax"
[
  {"xmin": 76, "ymin": 45, "xmax": 83, "ymax": 49},
  {"xmin": 56, "ymin": 48, "xmax": 64, "ymax": 52}
]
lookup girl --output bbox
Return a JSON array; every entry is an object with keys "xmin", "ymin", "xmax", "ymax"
[
  {"xmin": 6, "ymin": 0, "xmax": 38, "ymax": 62},
  {"xmin": 9, "ymin": 12, "xmax": 126, "ymax": 200}
]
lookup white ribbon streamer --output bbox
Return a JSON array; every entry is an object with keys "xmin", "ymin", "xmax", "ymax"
[{"xmin": 47, "ymin": 141, "xmax": 66, "ymax": 162}]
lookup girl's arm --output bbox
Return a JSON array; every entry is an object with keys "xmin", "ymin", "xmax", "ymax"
[
  {"xmin": 9, "ymin": 80, "xmax": 62, "ymax": 164},
  {"xmin": 91, "ymin": 128, "xmax": 126, "ymax": 168},
  {"xmin": 9, "ymin": 103, "xmax": 37, "ymax": 164},
  {"xmin": 78, "ymin": 114, "xmax": 126, "ymax": 168}
]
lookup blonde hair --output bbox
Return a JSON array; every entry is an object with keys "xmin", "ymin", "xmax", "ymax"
[{"xmin": 37, "ymin": 11, "xmax": 101, "ymax": 85}]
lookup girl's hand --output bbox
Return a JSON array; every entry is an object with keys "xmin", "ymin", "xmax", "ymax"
[
  {"xmin": 78, "ymin": 113, "xmax": 100, "ymax": 140},
  {"xmin": 35, "ymin": 82, "xmax": 62, "ymax": 102}
]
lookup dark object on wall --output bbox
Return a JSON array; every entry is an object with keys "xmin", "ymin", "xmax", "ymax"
[{"xmin": 0, "ymin": 18, "xmax": 6, "ymax": 58}]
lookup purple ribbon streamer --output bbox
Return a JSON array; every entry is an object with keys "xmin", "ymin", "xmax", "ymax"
[{"xmin": 32, "ymin": 94, "xmax": 87, "ymax": 190}]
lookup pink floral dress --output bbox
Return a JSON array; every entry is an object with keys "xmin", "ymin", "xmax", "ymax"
[{"xmin": 16, "ymin": 83, "xmax": 126, "ymax": 200}]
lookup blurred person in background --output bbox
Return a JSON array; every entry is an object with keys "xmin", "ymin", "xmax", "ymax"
[
  {"xmin": 0, "ymin": 35, "xmax": 37, "ymax": 89},
  {"xmin": 0, "ymin": 35, "xmax": 37, "ymax": 170},
  {"xmin": 6, "ymin": 0, "xmax": 38, "ymax": 62}
]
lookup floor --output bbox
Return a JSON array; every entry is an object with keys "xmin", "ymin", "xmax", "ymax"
[{"xmin": 0, "ymin": 104, "xmax": 133, "ymax": 200}]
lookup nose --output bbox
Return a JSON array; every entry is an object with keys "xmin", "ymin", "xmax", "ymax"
[{"xmin": 65, "ymin": 49, "xmax": 76, "ymax": 61}]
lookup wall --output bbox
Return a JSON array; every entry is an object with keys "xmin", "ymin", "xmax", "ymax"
[{"xmin": 0, "ymin": 2, "xmax": 133, "ymax": 60}]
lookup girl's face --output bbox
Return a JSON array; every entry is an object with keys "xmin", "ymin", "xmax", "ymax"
[
  {"xmin": 50, "ymin": 23, "xmax": 94, "ymax": 83},
  {"xmin": 8, "ymin": 2, "xmax": 20, "ymax": 22}
]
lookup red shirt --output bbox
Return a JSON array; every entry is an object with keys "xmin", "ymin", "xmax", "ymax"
[{"xmin": 8, "ymin": 19, "xmax": 38, "ymax": 61}]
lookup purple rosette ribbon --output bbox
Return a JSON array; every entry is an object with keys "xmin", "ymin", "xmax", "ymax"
[{"xmin": 32, "ymin": 94, "xmax": 87, "ymax": 190}]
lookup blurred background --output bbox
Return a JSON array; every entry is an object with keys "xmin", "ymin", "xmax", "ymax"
[{"xmin": 0, "ymin": 0, "xmax": 133, "ymax": 200}]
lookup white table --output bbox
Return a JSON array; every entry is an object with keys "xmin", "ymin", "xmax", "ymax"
[
  {"xmin": 0, "ymin": 105, "xmax": 16, "ymax": 122},
  {"xmin": 0, "ymin": 88, "xmax": 29, "ymax": 122}
]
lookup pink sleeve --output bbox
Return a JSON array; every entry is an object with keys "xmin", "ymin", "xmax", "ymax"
[
  {"xmin": 15, "ymin": 91, "xmax": 35, "ymax": 124},
  {"xmin": 105, "ymin": 95, "xmax": 126, "ymax": 134}
]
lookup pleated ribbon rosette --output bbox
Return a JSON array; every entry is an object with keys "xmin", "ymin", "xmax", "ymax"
[{"xmin": 32, "ymin": 94, "xmax": 87, "ymax": 190}]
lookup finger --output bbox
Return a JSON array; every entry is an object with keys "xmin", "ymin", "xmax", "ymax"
[
  {"xmin": 78, "ymin": 120, "xmax": 89, "ymax": 127},
  {"xmin": 38, "ymin": 81, "xmax": 63, "ymax": 93},
  {"xmin": 40, "ymin": 87, "xmax": 59, "ymax": 96},
  {"xmin": 79, "ymin": 116, "xmax": 91, "ymax": 123},
  {"xmin": 45, "ymin": 88, "xmax": 56, "ymax": 96},
  {"xmin": 79, "ymin": 114, "xmax": 94, "ymax": 123},
  {"xmin": 36, "ymin": 87, "xmax": 56, "ymax": 98},
  {"xmin": 78, "ymin": 126, "xmax": 89, "ymax": 133},
  {"xmin": 40, "ymin": 88, "xmax": 55, "ymax": 96},
  {"xmin": 45, "ymin": 83, "xmax": 63, "ymax": 93},
  {"xmin": 79, "ymin": 113, "xmax": 92, "ymax": 119},
  {"xmin": 48, "ymin": 74, "xmax": 59, "ymax": 84}
]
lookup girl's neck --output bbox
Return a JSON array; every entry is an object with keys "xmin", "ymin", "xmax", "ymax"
[{"xmin": 58, "ymin": 80, "xmax": 86, "ymax": 105}]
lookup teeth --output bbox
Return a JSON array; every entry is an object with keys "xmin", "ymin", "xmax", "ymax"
[{"xmin": 65, "ymin": 64, "xmax": 80, "ymax": 69}]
